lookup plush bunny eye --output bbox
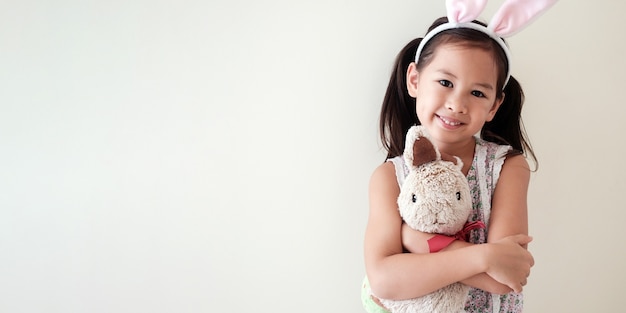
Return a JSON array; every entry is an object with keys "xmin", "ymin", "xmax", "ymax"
[
  {"xmin": 412, "ymin": 194, "xmax": 417, "ymax": 203},
  {"xmin": 456, "ymin": 192, "xmax": 461, "ymax": 200}
]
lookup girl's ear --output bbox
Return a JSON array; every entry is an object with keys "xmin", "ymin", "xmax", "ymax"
[
  {"xmin": 486, "ymin": 92, "xmax": 505, "ymax": 122},
  {"xmin": 406, "ymin": 62, "xmax": 420, "ymax": 98}
]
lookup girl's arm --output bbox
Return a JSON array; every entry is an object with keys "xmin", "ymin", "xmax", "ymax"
[
  {"xmin": 484, "ymin": 154, "xmax": 533, "ymax": 286},
  {"xmin": 402, "ymin": 228, "xmax": 515, "ymax": 294},
  {"xmin": 400, "ymin": 154, "xmax": 534, "ymax": 294},
  {"xmin": 364, "ymin": 161, "xmax": 532, "ymax": 300}
]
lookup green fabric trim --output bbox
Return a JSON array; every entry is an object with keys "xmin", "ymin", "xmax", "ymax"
[{"xmin": 361, "ymin": 277, "xmax": 390, "ymax": 313}]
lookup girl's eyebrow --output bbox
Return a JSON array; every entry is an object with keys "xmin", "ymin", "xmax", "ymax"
[
  {"xmin": 435, "ymin": 69, "xmax": 457, "ymax": 79},
  {"xmin": 476, "ymin": 82, "xmax": 494, "ymax": 91},
  {"xmin": 435, "ymin": 69, "xmax": 494, "ymax": 91}
]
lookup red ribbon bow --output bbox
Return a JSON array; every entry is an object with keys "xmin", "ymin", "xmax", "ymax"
[
  {"xmin": 454, "ymin": 220, "xmax": 486, "ymax": 242},
  {"xmin": 427, "ymin": 220, "xmax": 487, "ymax": 253}
]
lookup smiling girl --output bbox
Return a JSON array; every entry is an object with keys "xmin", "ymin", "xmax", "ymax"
[{"xmin": 362, "ymin": 1, "xmax": 557, "ymax": 312}]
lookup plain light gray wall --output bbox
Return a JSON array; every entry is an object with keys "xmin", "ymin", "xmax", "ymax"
[{"xmin": 1, "ymin": 0, "xmax": 624, "ymax": 312}]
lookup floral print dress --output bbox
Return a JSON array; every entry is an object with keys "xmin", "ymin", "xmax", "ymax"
[{"xmin": 462, "ymin": 138, "xmax": 523, "ymax": 313}]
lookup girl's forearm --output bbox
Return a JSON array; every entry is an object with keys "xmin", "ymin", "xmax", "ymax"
[
  {"xmin": 368, "ymin": 243, "xmax": 488, "ymax": 300},
  {"xmin": 401, "ymin": 225, "xmax": 518, "ymax": 294},
  {"xmin": 445, "ymin": 240, "xmax": 512, "ymax": 294}
]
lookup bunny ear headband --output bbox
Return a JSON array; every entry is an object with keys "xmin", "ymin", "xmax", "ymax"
[{"xmin": 415, "ymin": 0, "xmax": 558, "ymax": 88}]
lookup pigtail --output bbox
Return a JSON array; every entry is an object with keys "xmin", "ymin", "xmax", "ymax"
[
  {"xmin": 379, "ymin": 38, "xmax": 421, "ymax": 160},
  {"xmin": 379, "ymin": 18, "xmax": 452, "ymax": 160},
  {"xmin": 482, "ymin": 75, "xmax": 537, "ymax": 168}
]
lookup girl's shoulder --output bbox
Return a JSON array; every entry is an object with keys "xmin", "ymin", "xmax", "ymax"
[
  {"xmin": 385, "ymin": 156, "xmax": 407, "ymax": 187},
  {"xmin": 474, "ymin": 137, "xmax": 512, "ymax": 163},
  {"xmin": 368, "ymin": 161, "xmax": 402, "ymax": 209},
  {"xmin": 473, "ymin": 136, "xmax": 529, "ymax": 185},
  {"xmin": 370, "ymin": 160, "xmax": 399, "ymax": 189}
]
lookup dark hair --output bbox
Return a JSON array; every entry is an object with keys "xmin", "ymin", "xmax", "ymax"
[{"xmin": 379, "ymin": 17, "xmax": 537, "ymax": 167}]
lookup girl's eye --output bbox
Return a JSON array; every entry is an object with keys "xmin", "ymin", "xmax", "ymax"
[
  {"xmin": 471, "ymin": 90, "xmax": 486, "ymax": 98},
  {"xmin": 438, "ymin": 80, "xmax": 453, "ymax": 88}
]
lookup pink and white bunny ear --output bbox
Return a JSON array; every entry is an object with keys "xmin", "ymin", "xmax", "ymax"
[
  {"xmin": 446, "ymin": 0, "xmax": 487, "ymax": 24},
  {"xmin": 415, "ymin": 0, "xmax": 558, "ymax": 88},
  {"xmin": 489, "ymin": 0, "xmax": 558, "ymax": 37}
]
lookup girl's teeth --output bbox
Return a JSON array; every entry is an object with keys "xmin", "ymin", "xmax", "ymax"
[{"xmin": 440, "ymin": 117, "xmax": 460, "ymax": 126}]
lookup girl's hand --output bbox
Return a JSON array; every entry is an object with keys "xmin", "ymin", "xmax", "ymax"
[
  {"xmin": 401, "ymin": 223, "xmax": 432, "ymax": 254},
  {"xmin": 483, "ymin": 234, "xmax": 534, "ymax": 293}
]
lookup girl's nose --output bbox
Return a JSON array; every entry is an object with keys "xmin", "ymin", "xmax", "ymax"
[{"xmin": 445, "ymin": 93, "xmax": 468, "ymax": 114}]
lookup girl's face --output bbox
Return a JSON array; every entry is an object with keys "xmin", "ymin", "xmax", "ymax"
[{"xmin": 407, "ymin": 43, "xmax": 504, "ymax": 149}]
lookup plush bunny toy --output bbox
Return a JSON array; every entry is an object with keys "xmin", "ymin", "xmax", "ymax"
[{"xmin": 377, "ymin": 125, "xmax": 476, "ymax": 313}]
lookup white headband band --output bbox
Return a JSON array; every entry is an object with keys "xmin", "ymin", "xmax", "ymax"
[{"xmin": 414, "ymin": 0, "xmax": 558, "ymax": 89}]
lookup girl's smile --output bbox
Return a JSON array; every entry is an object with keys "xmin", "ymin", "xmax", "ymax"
[{"xmin": 437, "ymin": 114, "xmax": 463, "ymax": 128}]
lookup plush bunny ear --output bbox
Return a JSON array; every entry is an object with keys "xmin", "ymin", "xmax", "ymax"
[
  {"xmin": 489, "ymin": 0, "xmax": 558, "ymax": 37},
  {"xmin": 404, "ymin": 125, "xmax": 465, "ymax": 170},
  {"xmin": 446, "ymin": 0, "xmax": 487, "ymax": 24},
  {"xmin": 411, "ymin": 137, "xmax": 438, "ymax": 168},
  {"xmin": 404, "ymin": 126, "xmax": 438, "ymax": 169},
  {"xmin": 439, "ymin": 152, "xmax": 464, "ymax": 169}
]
